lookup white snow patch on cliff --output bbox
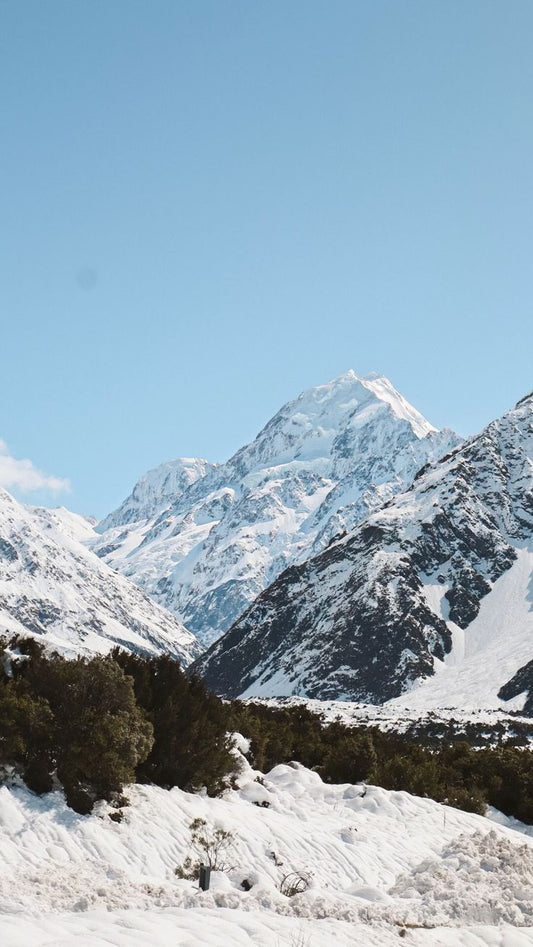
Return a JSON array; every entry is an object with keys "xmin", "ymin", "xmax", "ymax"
[{"xmin": 391, "ymin": 544, "xmax": 533, "ymax": 712}]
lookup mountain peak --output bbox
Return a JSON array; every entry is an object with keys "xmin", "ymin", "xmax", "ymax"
[
  {"xmin": 94, "ymin": 371, "xmax": 460, "ymax": 646},
  {"xmin": 359, "ymin": 374, "xmax": 437, "ymax": 439},
  {"xmin": 516, "ymin": 389, "xmax": 533, "ymax": 408},
  {"xmin": 279, "ymin": 370, "xmax": 437, "ymax": 448},
  {"xmin": 232, "ymin": 371, "xmax": 456, "ymax": 504},
  {"xmin": 194, "ymin": 391, "xmax": 533, "ymax": 705},
  {"xmin": 98, "ymin": 456, "xmax": 217, "ymax": 532}
]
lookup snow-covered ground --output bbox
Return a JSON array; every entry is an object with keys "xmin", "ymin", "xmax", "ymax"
[{"xmin": 2, "ymin": 745, "xmax": 533, "ymax": 945}]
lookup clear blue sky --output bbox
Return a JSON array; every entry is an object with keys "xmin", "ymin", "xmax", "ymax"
[{"xmin": 2, "ymin": 1, "xmax": 532, "ymax": 517}]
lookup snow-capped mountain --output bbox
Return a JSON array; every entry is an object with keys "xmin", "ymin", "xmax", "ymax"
[
  {"xmin": 194, "ymin": 391, "xmax": 533, "ymax": 708},
  {"xmin": 99, "ymin": 457, "xmax": 217, "ymax": 530},
  {"xmin": 0, "ymin": 487, "xmax": 200, "ymax": 664},
  {"xmin": 93, "ymin": 371, "xmax": 459, "ymax": 646}
]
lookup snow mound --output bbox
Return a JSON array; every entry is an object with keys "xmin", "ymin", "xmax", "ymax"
[
  {"xmin": 2, "ymin": 757, "xmax": 533, "ymax": 943},
  {"xmin": 391, "ymin": 830, "xmax": 533, "ymax": 927}
]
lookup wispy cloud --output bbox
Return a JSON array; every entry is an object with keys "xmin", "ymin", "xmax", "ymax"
[{"xmin": 0, "ymin": 439, "xmax": 70, "ymax": 494}]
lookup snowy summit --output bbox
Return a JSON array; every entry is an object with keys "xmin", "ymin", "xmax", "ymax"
[
  {"xmin": 93, "ymin": 371, "xmax": 459, "ymax": 646},
  {"xmin": 195, "ymin": 390, "xmax": 533, "ymax": 709}
]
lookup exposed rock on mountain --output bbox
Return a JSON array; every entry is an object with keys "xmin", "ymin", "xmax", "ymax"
[
  {"xmin": 194, "ymin": 392, "xmax": 533, "ymax": 706},
  {"xmin": 94, "ymin": 371, "xmax": 459, "ymax": 646},
  {"xmin": 0, "ymin": 488, "xmax": 199, "ymax": 663}
]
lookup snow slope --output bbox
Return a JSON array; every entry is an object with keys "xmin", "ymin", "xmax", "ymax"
[
  {"xmin": 93, "ymin": 371, "xmax": 459, "ymax": 646},
  {"xmin": 388, "ymin": 543, "xmax": 533, "ymax": 713},
  {"xmin": 1, "ymin": 753, "xmax": 533, "ymax": 945},
  {"xmin": 195, "ymin": 391, "xmax": 533, "ymax": 707},
  {"xmin": 31, "ymin": 504, "xmax": 98, "ymax": 543},
  {"xmin": 0, "ymin": 486, "xmax": 199, "ymax": 664}
]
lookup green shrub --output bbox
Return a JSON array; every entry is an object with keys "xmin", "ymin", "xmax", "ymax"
[
  {"xmin": 3, "ymin": 635, "xmax": 533, "ymax": 826},
  {"xmin": 111, "ymin": 650, "xmax": 237, "ymax": 795},
  {"xmin": 0, "ymin": 638, "xmax": 153, "ymax": 813}
]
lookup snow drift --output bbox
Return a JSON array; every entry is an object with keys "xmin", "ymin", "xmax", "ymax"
[{"xmin": 1, "ymin": 751, "xmax": 533, "ymax": 945}]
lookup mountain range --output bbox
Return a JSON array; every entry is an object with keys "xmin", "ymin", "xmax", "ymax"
[
  {"xmin": 0, "ymin": 487, "xmax": 198, "ymax": 664},
  {"xmin": 1, "ymin": 370, "xmax": 532, "ymax": 715},
  {"xmin": 92, "ymin": 371, "xmax": 459, "ymax": 646},
  {"xmin": 195, "ymin": 389, "xmax": 533, "ymax": 708}
]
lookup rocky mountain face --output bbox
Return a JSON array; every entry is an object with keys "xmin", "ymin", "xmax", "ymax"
[
  {"xmin": 0, "ymin": 487, "xmax": 200, "ymax": 664},
  {"xmin": 93, "ymin": 371, "xmax": 459, "ymax": 646},
  {"xmin": 194, "ymin": 391, "xmax": 533, "ymax": 707}
]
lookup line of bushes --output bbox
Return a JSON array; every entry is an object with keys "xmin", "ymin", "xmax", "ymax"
[
  {"xmin": 228, "ymin": 701, "xmax": 533, "ymax": 821},
  {"xmin": 1, "ymin": 637, "xmax": 533, "ymax": 824},
  {"xmin": 0, "ymin": 638, "xmax": 235, "ymax": 812}
]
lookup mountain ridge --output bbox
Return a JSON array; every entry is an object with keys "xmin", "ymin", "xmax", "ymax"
[
  {"xmin": 0, "ymin": 486, "xmax": 200, "ymax": 664},
  {"xmin": 92, "ymin": 370, "xmax": 460, "ymax": 645},
  {"xmin": 193, "ymin": 390, "xmax": 533, "ymax": 707}
]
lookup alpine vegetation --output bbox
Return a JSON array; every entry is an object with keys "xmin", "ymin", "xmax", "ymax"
[
  {"xmin": 0, "ymin": 638, "xmax": 235, "ymax": 812},
  {"xmin": 2, "ymin": 637, "xmax": 533, "ymax": 825}
]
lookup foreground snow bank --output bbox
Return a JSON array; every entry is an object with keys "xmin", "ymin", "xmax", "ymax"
[
  {"xmin": 4, "ymin": 908, "xmax": 533, "ymax": 947},
  {"xmin": 1, "ymin": 754, "xmax": 533, "ymax": 944}
]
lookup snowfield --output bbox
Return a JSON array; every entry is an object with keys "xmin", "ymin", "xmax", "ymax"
[
  {"xmin": 2, "ymin": 747, "xmax": 533, "ymax": 945},
  {"xmin": 388, "ymin": 544, "xmax": 533, "ymax": 713}
]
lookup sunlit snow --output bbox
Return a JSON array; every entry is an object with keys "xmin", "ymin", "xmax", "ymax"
[{"xmin": 2, "ymin": 749, "xmax": 533, "ymax": 945}]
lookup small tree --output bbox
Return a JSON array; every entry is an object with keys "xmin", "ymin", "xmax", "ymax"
[
  {"xmin": 321, "ymin": 725, "xmax": 377, "ymax": 784},
  {"xmin": 112, "ymin": 651, "xmax": 236, "ymax": 795},
  {"xmin": 175, "ymin": 817, "xmax": 236, "ymax": 879},
  {"xmin": 50, "ymin": 657, "xmax": 154, "ymax": 812},
  {"xmin": 0, "ymin": 680, "xmax": 54, "ymax": 791}
]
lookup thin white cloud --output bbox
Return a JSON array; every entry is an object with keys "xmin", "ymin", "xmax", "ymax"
[{"xmin": 0, "ymin": 439, "xmax": 70, "ymax": 494}]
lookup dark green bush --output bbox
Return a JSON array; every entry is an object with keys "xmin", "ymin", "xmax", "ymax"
[
  {"xmin": 0, "ymin": 638, "xmax": 153, "ymax": 813},
  {"xmin": 111, "ymin": 650, "xmax": 236, "ymax": 795}
]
